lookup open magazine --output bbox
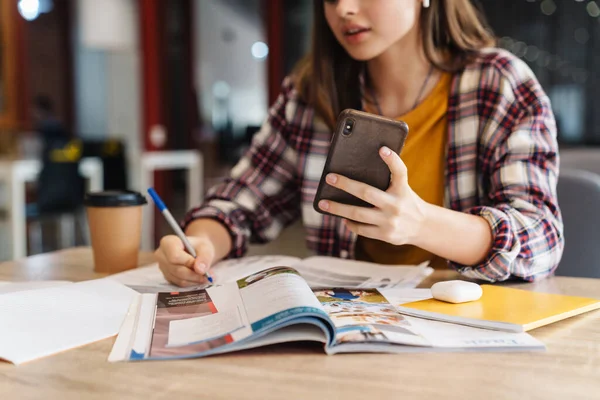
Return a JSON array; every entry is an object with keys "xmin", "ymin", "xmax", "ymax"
[{"xmin": 109, "ymin": 266, "xmax": 544, "ymax": 362}]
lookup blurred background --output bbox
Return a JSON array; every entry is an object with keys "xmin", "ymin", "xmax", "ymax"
[{"xmin": 0, "ymin": 0, "xmax": 598, "ymax": 264}]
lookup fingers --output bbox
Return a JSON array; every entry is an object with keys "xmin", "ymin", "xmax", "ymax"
[
  {"xmin": 162, "ymin": 265, "xmax": 207, "ymax": 287},
  {"xmin": 321, "ymin": 148, "xmax": 413, "ymax": 247},
  {"xmin": 320, "ymin": 147, "xmax": 409, "ymax": 216},
  {"xmin": 190, "ymin": 238, "xmax": 215, "ymax": 275},
  {"xmin": 379, "ymin": 146, "xmax": 408, "ymax": 188},
  {"xmin": 318, "ymin": 200, "xmax": 387, "ymax": 225},
  {"xmin": 156, "ymin": 235, "xmax": 214, "ymax": 287},
  {"xmin": 160, "ymin": 235, "xmax": 195, "ymax": 268},
  {"xmin": 344, "ymin": 219, "xmax": 398, "ymax": 245},
  {"xmin": 321, "ymin": 173, "xmax": 397, "ymax": 213}
]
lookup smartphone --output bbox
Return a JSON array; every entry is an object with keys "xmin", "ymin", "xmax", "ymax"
[{"xmin": 313, "ymin": 109, "xmax": 409, "ymax": 215}]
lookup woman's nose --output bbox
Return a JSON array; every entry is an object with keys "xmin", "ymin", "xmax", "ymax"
[{"xmin": 335, "ymin": 0, "xmax": 360, "ymax": 18}]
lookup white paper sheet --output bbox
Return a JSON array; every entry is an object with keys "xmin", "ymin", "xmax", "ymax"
[
  {"xmin": 107, "ymin": 256, "xmax": 303, "ymax": 292},
  {"xmin": 296, "ymin": 257, "xmax": 433, "ymax": 289},
  {"xmin": 107, "ymin": 256, "xmax": 433, "ymax": 293},
  {"xmin": 379, "ymin": 288, "xmax": 432, "ymax": 307},
  {"xmin": 0, "ymin": 279, "xmax": 137, "ymax": 365},
  {"xmin": 107, "ymin": 265, "xmax": 207, "ymax": 293},
  {"xmin": 0, "ymin": 280, "xmax": 72, "ymax": 295}
]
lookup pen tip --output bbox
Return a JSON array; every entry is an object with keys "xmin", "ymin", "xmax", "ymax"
[{"xmin": 207, "ymin": 276, "xmax": 213, "ymax": 283}]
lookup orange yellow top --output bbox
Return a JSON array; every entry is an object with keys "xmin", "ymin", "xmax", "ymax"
[{"xmin": 356, "ymin": 72, "xmax": 453, "ymax": 269}]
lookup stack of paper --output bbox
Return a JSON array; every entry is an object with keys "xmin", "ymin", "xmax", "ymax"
[
  {"xmin": 0, "ymin": 279, "xmax": 137, "ymax": 365},
  {"xmin": 108, "ymin": 255, "xmax": 434, "ymax": 293}
]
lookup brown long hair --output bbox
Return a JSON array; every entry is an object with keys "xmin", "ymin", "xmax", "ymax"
[{"xmin": 295, "ymin": 0, "xmax": 496, "ymax": 129}]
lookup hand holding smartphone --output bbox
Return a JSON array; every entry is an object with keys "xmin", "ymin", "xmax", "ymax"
[{"xmin": 313, "ymin": 109, "xmax": 409, "ymax": 215}]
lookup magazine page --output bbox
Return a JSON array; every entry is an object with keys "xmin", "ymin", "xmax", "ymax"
[
  {"xmin": 110, "ymin": 281, "xmax": 253, "ymax": 361},
  {"xmin": 314, "ymin": 288, "xmax": 429, "ymax": 348},
  {"xmin": 236, "ymin": 267, "xmax": 330, "ymax": 333},
  {"xmin": 207, "ymin": 324, "xmax": 330, "ymax": 358},
  {"xmin": 297, "ymin": 257, "xmax": 433, "ymax": 289},
  {"xmin": 210, "ymin": 255, "xmax": 302, "ymax": 285},
  {"xmin": 163, "ymin": 267, "xmax": 333, "ymax": 354},
  {"xmin": 109, "ymin": 266, "xmax": 332, "ymax": 362},
  {"xmin": 402, "ymin": 315, "xmax": 545, "ymax": 351},
  {"xmin": 317, "ymin": 288, "xmax": 545, "ymax": 354}
]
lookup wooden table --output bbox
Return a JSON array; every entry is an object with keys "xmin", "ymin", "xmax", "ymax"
[{"xmin": 1, "ymin": 248, "xmax": 599, "ymax": 400}]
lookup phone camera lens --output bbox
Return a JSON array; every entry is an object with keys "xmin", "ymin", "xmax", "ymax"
[{"xmin": 343, "ymin": 119, "xmax": 355, "ymax": 136}]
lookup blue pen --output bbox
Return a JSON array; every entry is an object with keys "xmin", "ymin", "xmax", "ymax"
[{"xmin": 147, "ymin": 188, "xmax": 213, "ymax": 284}]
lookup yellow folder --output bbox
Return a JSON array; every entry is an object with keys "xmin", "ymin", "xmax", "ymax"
[{"xmin": 397, "ymin": 285, "xmax": 600, "ymax": 332}]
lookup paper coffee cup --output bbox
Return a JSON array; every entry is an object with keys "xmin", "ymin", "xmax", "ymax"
[{"xmin": 84, "ymin": 191, "xmax": 147, "ymax": 274}]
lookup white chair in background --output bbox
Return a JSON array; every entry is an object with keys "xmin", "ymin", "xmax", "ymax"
[
  {"xmin": 0, "ymin": 157, "xmax": 103, "ymax": 260},
  {"xmin": 138, "ymin": 150, "xmax": 203, "ymax": 251}
]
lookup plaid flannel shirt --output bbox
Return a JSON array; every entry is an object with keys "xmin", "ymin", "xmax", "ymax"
[{"xmin": 183, "ymin": 49, "xmax": 564, "ymax": 282}]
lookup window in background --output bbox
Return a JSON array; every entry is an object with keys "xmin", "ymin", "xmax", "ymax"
[
  {"xmin": 263, "ymin": 1, "xmax": 600, "ymax": 147},
  {"xmin": 194, "ymin": 0, "xmax": 268, "ymax": 164},
  {"xmin": 480, "ymin": 0, "xmax": 600, "ymax": 145}
]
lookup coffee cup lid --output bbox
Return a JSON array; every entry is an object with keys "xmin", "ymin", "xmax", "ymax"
[{"xmin": 84, "ymin": 191, "xmax": 147, "ymax": 207}]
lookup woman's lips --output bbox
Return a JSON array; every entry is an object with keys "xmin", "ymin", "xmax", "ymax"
[{"xmin": 342, "ymin": 27, "xmax": 371, "ymax": 44}]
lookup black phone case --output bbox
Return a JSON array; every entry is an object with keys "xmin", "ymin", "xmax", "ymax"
[{"xmin": 313, "ymin": 109, "xmax": 409, "ymax": 215}]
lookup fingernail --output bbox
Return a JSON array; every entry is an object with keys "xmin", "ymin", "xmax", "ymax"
[
  {"xmin": 381, "ymin": 147, "xmax": 392, "ymax": 156},
  {"xmin": 319, "ymin": 200, "xmax": 330, "ymax": 211},
  {"xmin": 326, "ymin": 174, "xmax": 338, "ymax": 184},
  {"xmin": 195, "ymin": 263, "xmax": 206, "ymax": 274}
]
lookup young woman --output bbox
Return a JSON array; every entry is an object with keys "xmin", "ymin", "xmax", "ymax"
[{"xmin": 156, "ymin": 0, "xmax": 563, "ymax": 287}]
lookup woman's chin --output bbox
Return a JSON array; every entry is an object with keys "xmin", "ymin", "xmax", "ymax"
[{"xmin": 343, "ymin": 46, "xmax": 383, "ymax": 62}]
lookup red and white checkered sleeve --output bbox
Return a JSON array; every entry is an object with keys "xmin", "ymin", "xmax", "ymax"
[
  {"xmin": 450, "ymin": 75, "xmax": 564, "ymax": 282},
  {"xmin": 182, "ymin": 77, "xmax": 302, "ymax": 258}
]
